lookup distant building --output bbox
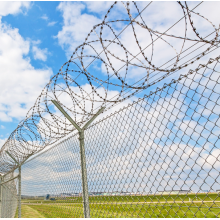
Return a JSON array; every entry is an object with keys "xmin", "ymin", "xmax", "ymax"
[
  {"xmin": 45, "ymin": 194, "xmax": 50, "ymax": 200},
  {"xmin": 158, "ymin": 190, "xmax": 191, "ymax": 195},
  {"xmin": 216, "ymin": 190, "xmax": 220, "ymax": 193}
]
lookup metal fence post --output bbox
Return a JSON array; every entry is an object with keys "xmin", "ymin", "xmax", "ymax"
[
  {"xmin": 18, "ymin": 166, "xmax": 21, "ymax": 218},
  {"xmin": 5, "ymin": 151, "xmax": 21, "ymax": 218},
  {"xmin": 79, "ymin": 130, "xmax": 90, "ymax": 218},
  {"xmin": 51, "ymin": 100, "xmax": 105, "ymax": 218}
]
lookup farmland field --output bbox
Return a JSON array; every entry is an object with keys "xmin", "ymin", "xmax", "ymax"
[{"xmin": 17, "ymin": 193, "xmax": 220, "ymax": 218}]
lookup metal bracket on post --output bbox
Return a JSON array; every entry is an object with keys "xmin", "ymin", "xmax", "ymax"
[
  {"xmin": 52, "ymin": 100, "xmax": 105, "ymax": 218},
  {"xmin": 5, "ymin": 151, "xmax": 21, "ymax": 218}
]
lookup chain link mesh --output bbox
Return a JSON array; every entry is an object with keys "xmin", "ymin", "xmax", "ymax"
[
  {"xmin": 20, "ymin": 134, "xmax": 84, "ymax": 218},
  {"xmin": 0, "ymin": 172, "xmax": 18, "ymax": 218},
  {"xmin": 17, "ymin": 57, "xmax": 220, "ymax": 217}
]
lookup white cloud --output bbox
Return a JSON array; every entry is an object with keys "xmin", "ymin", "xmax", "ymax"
[
  {"xmin": 0, "ymin": 138, "xmax": 6, "ymax": 148},
  {"xmin": 0, "ymin": 125, "xmax": 5, "ymax": 129},
  {"xmin": 0, "ymin": 19, "xmax": 52, "ymax": 122},
  {"xmin": 41, "ymin": 14, "xmax": 48, "ymax": 20},
  {"xmin": 32, "ymin": 45, "xmax": 48, "ymax": 61},
  {"xmin": 0, "ymin": 2, "xmax": 30, "ymax": 17},
  {"xmin": 48, "ymin": 21, "xmax": 57, "ymax": 27},
  {"xmin": 85, "ymin": 1, "xmax": 114, "ymax": 14},
  {"xmin": 31, "ymin": 40, "xmax": 49, "ymax": 61},
  {"xmin": 0, "ymin": 112, "xmax": 12, "ymax": 122},
  {"xmin": 56, "ymin": 2, "xmax": 101, "ymax": 57}
]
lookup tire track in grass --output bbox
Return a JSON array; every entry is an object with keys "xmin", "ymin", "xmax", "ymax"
[{"xmin": 21, "ymin": 205, "xmax": 45, "ymax": 218}]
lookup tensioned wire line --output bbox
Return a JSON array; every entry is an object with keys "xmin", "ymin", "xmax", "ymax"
[
  {"xmin": 103, "ymin": 43, "xmax": 220, "ymax": 113},
  {"xmin": 77, "ymin": 31, "xmax": 217, "ymax": 117},
  {"xmin": 103, "ymin": 29, "xmax": 220, "ymax": 108},
  {"xmin": 91, "ymin": 31, "xmax": 218, "ymax": 109}
]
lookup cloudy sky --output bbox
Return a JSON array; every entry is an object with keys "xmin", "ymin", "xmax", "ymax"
[
  {"xmin": 0, "ymin": 1, "xmax": 219, "ymax": 197},
  {"xmin": 0, "ymin": 1, "xmax": 220, "ymax": 151}
]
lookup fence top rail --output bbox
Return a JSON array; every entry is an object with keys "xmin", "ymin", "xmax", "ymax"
[{"xmin": 0, "ymin": 174, "xmax": 19, "ymax": 186}]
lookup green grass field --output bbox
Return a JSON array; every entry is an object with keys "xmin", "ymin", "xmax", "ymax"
[{"xmin": 18, "ymin": 193, "xmax": 220, "ymax": 218}]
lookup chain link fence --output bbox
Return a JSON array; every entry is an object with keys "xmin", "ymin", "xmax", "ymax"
[
  {"xmin": 0, "ymin": 172, "xmax": 18, "ymax": 218},
  {"xmin": 14, "ymin": 56, "xmax": 220, "ymax": 218}
]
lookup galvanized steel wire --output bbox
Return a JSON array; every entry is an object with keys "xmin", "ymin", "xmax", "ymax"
[{"xmin": 0, "ymin": 172, "xmax": 18, "ymax": 218}]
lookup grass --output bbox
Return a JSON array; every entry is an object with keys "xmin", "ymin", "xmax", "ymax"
[
  {"xmin": 18, "ymin": 193, "xmax": 220, "ymax": 218},
  {"xmin": 22, "ymin": 193, "xmax": 220, "ymax": 204},
  {"xmin": 15, "ymin": 205, "xmax": 45, "ymax": 218}
]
